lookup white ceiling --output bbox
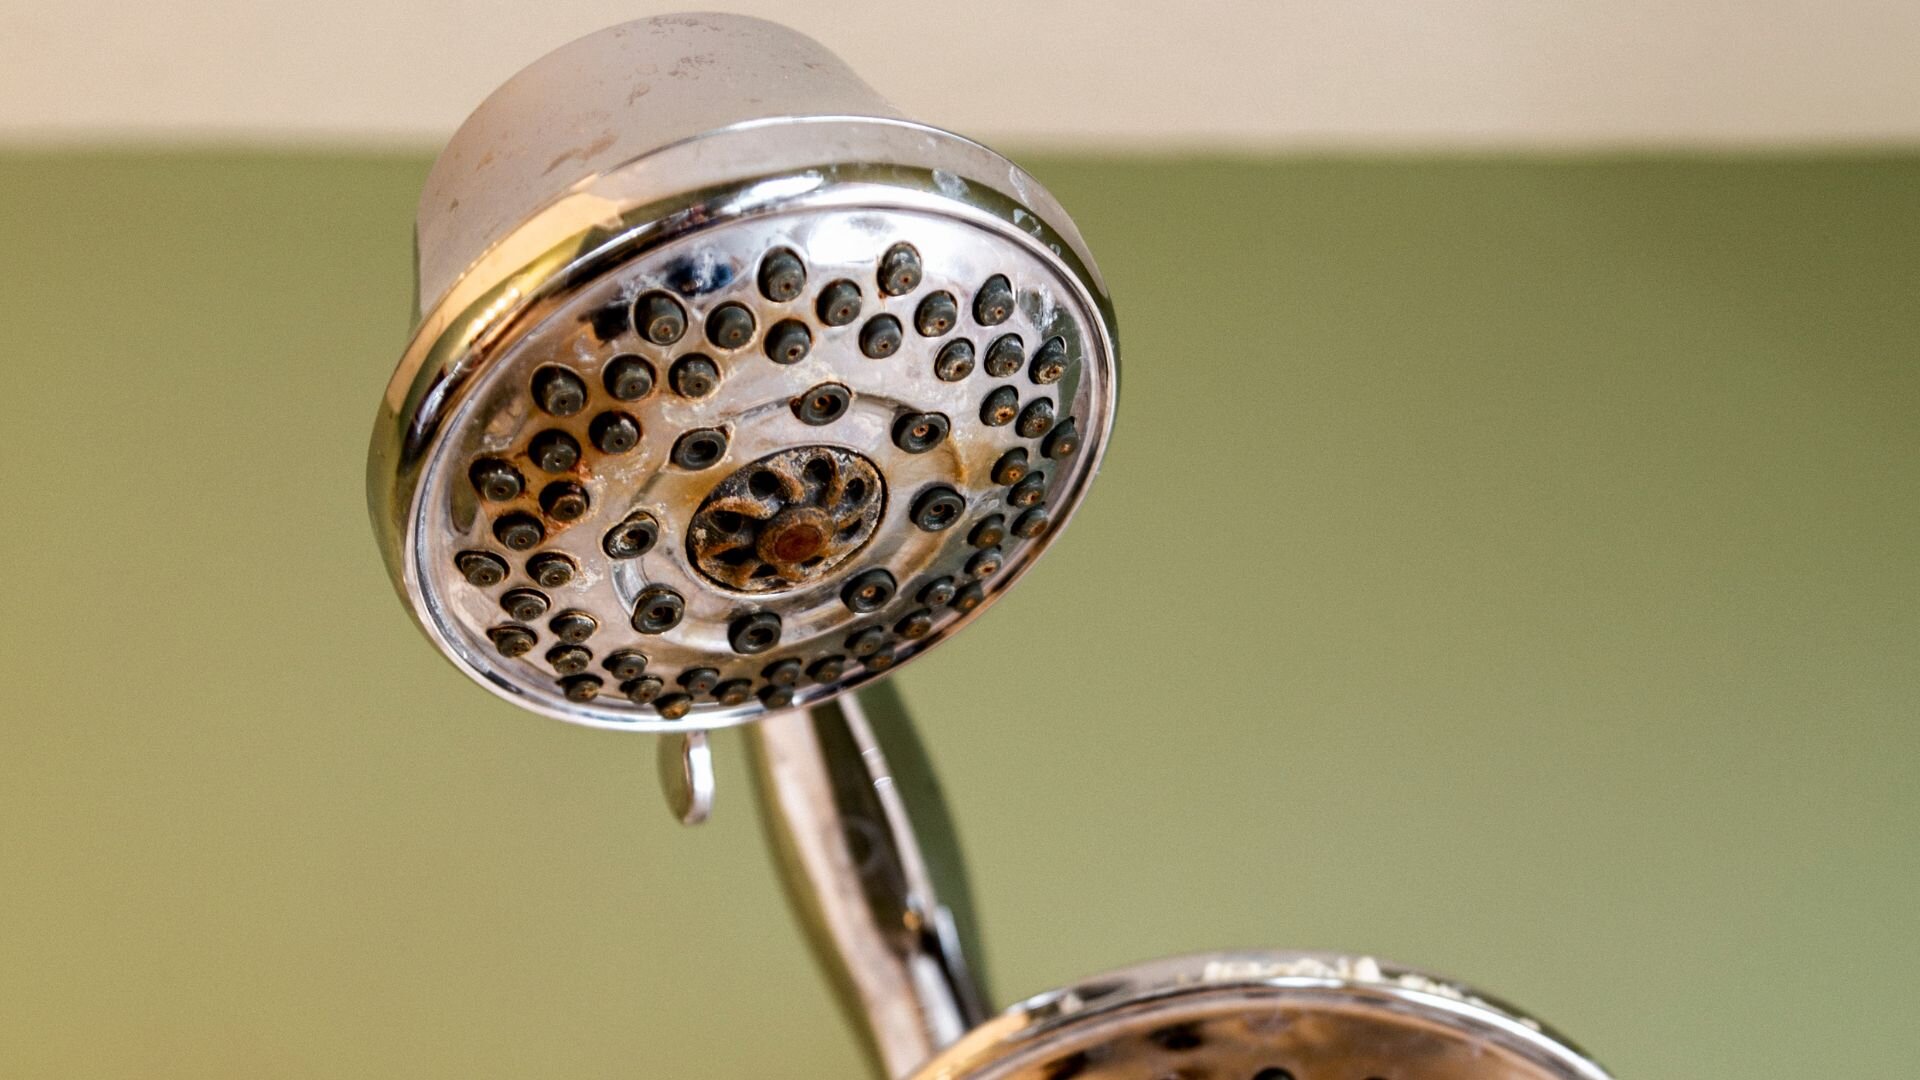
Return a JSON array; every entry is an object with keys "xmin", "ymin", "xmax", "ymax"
[{"xmin": 3, "ymin": 0, "xmax": 1917, "ymax": 148}]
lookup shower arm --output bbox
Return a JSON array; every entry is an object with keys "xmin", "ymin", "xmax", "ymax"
[{"xmin": 748, "ymin": 685, "xmax": 992, "ymax": 1079}]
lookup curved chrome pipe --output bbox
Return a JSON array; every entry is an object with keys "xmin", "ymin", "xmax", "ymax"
[{"xmin": 749, "ymin": 685, "xmax": 989, "ymax": 1078}]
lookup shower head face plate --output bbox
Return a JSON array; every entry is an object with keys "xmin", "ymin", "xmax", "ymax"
[
  {"xmin": 401, "ymin": 202, "xmax": 1112, "ymax": 731},
  {"xmin": 916, "ymin": 952, "xmax": 1613, "ymax": 1080}
]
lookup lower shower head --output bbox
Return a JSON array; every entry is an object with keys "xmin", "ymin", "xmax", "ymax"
[
  {"xmin": 368, "ymin": 14, "xmax": 1117, "ymax": 731},
  {"xmin": 915, "ymin": 952, "xmax": 1612, "ymax": 1080}
]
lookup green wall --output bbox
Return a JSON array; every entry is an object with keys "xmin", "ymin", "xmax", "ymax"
[{"xmin": 1, "ymin": 151, "xmax": 1914, "ymax": 1078}]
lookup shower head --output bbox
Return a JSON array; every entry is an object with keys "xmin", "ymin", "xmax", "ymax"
[
  {"xmin": 369, "ymin": 14, "xmax": 1117, "ymax": 731},
  {"xmin": 914, "ymin": 952, "xmax": 1612, "ymax": 1080}
]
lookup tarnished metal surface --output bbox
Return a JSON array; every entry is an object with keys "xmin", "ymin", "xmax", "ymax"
[
  {"xmin": 377, "ymin": 203, "xmax": 1111, "ymax": 730},
  {"xmin": 687, "ymin": 446, "xmax": 886, "ymax": 592}
]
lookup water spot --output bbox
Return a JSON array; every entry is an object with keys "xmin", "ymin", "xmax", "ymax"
[{"xmin": 662, "ymin": 251, "xmax": 734, "ymax": 296}]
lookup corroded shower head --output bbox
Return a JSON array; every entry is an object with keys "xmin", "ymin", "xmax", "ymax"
[{"xmin": 368, "ymin": 14, "xmax": 1117, "ymax": 731}]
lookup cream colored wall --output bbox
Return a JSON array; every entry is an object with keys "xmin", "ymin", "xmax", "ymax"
[{"xmin": 2, "ymin": 0, "xmax": 1917, "ymax": 147}]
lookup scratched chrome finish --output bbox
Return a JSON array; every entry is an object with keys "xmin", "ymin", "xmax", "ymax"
[{"xmin": 754, "ymin": 688, "xmax": 991, "ymax": 1080}]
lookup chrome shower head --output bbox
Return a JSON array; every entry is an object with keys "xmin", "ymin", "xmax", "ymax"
[
  {"xmin": 368, "ymin": 14, "xmax": 1117, "ymax": 731},
  {"xmin": 915, "ymin": 952, "xmax": 1612, "ymax": 1080}
]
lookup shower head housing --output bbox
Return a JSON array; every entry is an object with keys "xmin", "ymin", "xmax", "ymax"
[
  {"xmin": 916, "ymin": 951, "xmax": 1613, "ymax": 1080},
  {"xmin": 369, "ymin": 15, "xmax": 1117, "ymax": 732}
]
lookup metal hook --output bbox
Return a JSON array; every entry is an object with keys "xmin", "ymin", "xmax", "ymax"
[{"xmin": 657, "ymin": 729, "xmax": 715, "ymax": 826}]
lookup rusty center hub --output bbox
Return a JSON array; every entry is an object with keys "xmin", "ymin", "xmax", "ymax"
[
  {"xmin": 758, "ymin": 507, "xmax": 834, "ymax": 564},
  {"xmin": 687, "ymin": 446, "xmax": 886, "ymax": 593}
]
